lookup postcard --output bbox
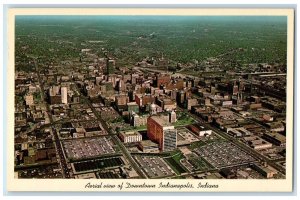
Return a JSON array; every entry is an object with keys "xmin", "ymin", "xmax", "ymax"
[{"xmin": 6, "ymin": 8, "xmax": 294, "ymax": 192}]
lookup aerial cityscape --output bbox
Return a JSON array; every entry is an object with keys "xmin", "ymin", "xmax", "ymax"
[{"xmin": 14, "ymin": 16, "xmax": 287, "ymax": 180}]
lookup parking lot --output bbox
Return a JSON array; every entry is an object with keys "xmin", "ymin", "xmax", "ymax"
[
  {"xmin": 62, "ymin": 137, "xmax": 116, "ymax": 160},
  {"xmin": 193, "ymin": 141, "xmax": 256, "ymax": 169},
  {"xmin": 17, "ymin": 164, "xmax": 63, "ymax": 178},
  {"xmin": 133, "ymin": 155, "xmax": 175, "ymax": 178}
]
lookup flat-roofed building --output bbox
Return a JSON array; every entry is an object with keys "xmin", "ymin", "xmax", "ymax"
[
  {"xmin": 244, "ymin": 136, "xmax": 273, "ymax": 150},
  {"xmin": 162, "ymin": 99, "xmax": 177, "ymax": 111},
  {"xmin": 127, "ymin": 102, "xmax": 139, "ymax": 114},
  {"xmin": 119, "ymin": 131, "xmax": 142, "ymax": 144},
  {"xmin": 135, "ymin": 94, "xmax": 155, "ymax": 107},
  {"xmin": 138, "ymin": 140, "xmax": 159, "ymax": 153},
  {"xmin": 186, "ymin": 98, "xmax": 198, "ymax": 110},
  {"xmin": 25, "ymin": 94, "xmax": 34, "ymax": 106},
  {"xmin": 251, "ymin": 163, "xmax": 277, "ymax": 178},
  {"xmin": 61, "ymin": 86, "xmax": 68, "ymax": 104},
  {"xmin": 163, "ymin": 129, "xmax": 177, "ymax": 151},
  {"xmin": 131, "ymin": 112, "xmax": 148, "ymax": 127},
  {"xmin": 188, "ymin": 123, "xmax": 212, "ymax": 137},
  {"xmin": 262, "ymin": 132, "xmax": 286, "ymax": 146},
  {"xmin": 147, "ymin": 116, "xmax": 177, "ymax": 151},
  {"xmin": 169, "ymin": 111, "xmax": 177, "ymax": 123},
  {"xmin": 115, "ymin": 95, "xmax": 129, "ymax": 106}
]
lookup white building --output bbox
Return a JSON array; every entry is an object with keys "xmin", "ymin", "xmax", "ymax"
[
  {"xmin": 119, "ymin": 131, "xmax": 142, "ymax": 143},
  {"xmin": 61, "ymin": 86, "xmax": 68, "ymax": 104},
  {"xmin": 169, "ymin": 110, "xmax": 177, "ymax": 123}
]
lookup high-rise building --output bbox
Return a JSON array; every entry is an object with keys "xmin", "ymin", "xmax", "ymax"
[
  {"xmin": 147, "ymin": 116, "xmax": 177, "ymax": 151},
  {"xmin": 61, "ymin": 87, "xmax": 68, "ymax": 104},
  {"xmin": 118, "ymin": 79, "xmax": 125, "ymax": 92},
  {"xmin": 49, "ymin": 86, "xmax": 61, "ymax": 104},
  {"xmin": 186, "ymin": 98, "xmax": 198, "ymax": 110},
  {"xmin": 169, "ymin": 111, "xmax": 177, "ymax": 123},
  {"xmin": 106, "ymin": 59, "xmax": 115, "ymax": 76},
  {"xmin": 54, "ymin": 85, "xmax": 60, "ymax": 95},
  {"xmin": 163, "ymin": 129, "xmax": 177, "ymax": 151},
  {"xmin": 176, "ymin": 90, "xmax": 186, "ymax": 106},
  {"xmin": 233, "ymin": 84, "xmax": 239, "ymax": 96},
  {"xmin": 210, "ymin": 86, "xmax": 216, "ymax": 95},
  {"xmin": 131, "ymin": 74, "xmax": 139, "ymax": 84},
  {"xmin": 239, "ymin": 79, "xmax": 245, "ymax": 92},
  {"xmin": 171, "ymin": 89, "xmax": 178, "ymax": 100}
]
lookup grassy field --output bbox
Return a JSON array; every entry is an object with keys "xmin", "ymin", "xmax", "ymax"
[
  {"xmin": 173, "ymin": 112, "xmax": 196, "ymax": 127},
  {"xmin": 163, "ymin": 151, "xmax": 188, "ymax": 175},
  {"xmin": 164, "ymin": 157, "xmax": 187, "ymax": 175}
]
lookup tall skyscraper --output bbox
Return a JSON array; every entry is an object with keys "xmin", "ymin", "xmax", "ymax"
[
  {"xmin": 233, "ymin": 82, "xmax": 239, "ymax": 96},
  {"xmin": 61, "ymin": 87, "xmax": 68, "ymax": 104}
]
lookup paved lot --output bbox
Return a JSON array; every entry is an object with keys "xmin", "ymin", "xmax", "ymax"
[
  {"xmin": 62, "ymin": 137, "xmax": 116, "ymax": 159},
  {"xmin": 133, "ymin": 155, "xmax": 175, "ymax": 178},
  {"xmin": 193, "ymin": 141, "xmax": 256, "ymax": 168}
]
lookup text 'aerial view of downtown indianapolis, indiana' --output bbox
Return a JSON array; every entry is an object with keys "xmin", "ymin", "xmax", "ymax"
[{"xmin": 14, "ymin": 15, "xmax": 288, "ymax": 180}]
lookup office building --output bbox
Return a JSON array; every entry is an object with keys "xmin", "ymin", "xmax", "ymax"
[
  {"xmin": 131, "ymin": 112, "xmax": 148, "ymax": 127},
  {"xmin": 147, "ymin": 116, "xmax": 177, "ymax": 151},
  {"xmin": 49, "ymin": 86, "xmax": 61, "ymax": 104},
  {"xmin": 163, "ymin": 129, "xmax": 177, "ymax": 151},
  {"xmin": 61, "ymin": 86, "xmax": 68, "ymax": 104},
  {"xmin": 119, "ymin": 131, "xmax": 142, "ymax": 143}
]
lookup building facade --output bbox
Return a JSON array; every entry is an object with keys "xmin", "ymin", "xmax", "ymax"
[
  {"xmin": 61, "ymin": 86, "xmax": 68, "ymax": 104},
  {"xmin": 147, "ymin": 116, "xmax": 177, "ymax": 151},
  {"xmin": 119, "ymin": 131, "xmax": 142, "ymax": 143}
]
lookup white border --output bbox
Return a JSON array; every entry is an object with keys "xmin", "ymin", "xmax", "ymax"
[{"xmin": 3, "ymin": 5, "xmax": 293, "ymax": 195}]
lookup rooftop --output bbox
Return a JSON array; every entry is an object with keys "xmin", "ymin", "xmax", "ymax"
[
  {"xmin": 264, "ymin": 132, "xmax": 286, "ymax": 143},
  {"xmin": 139, "ymin": 140, "xmax": 159, "ymax": 147},
  {"xmin": 120, "ymin": 131, "xmax": 141, "ymax": 136},
  {"xmin": 149, "ymin": 115, "xmax": 171, "ymax": 127},
  {"xmin": 127, "ymin": 102, "xmax": 138, "ymax": 106}
]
